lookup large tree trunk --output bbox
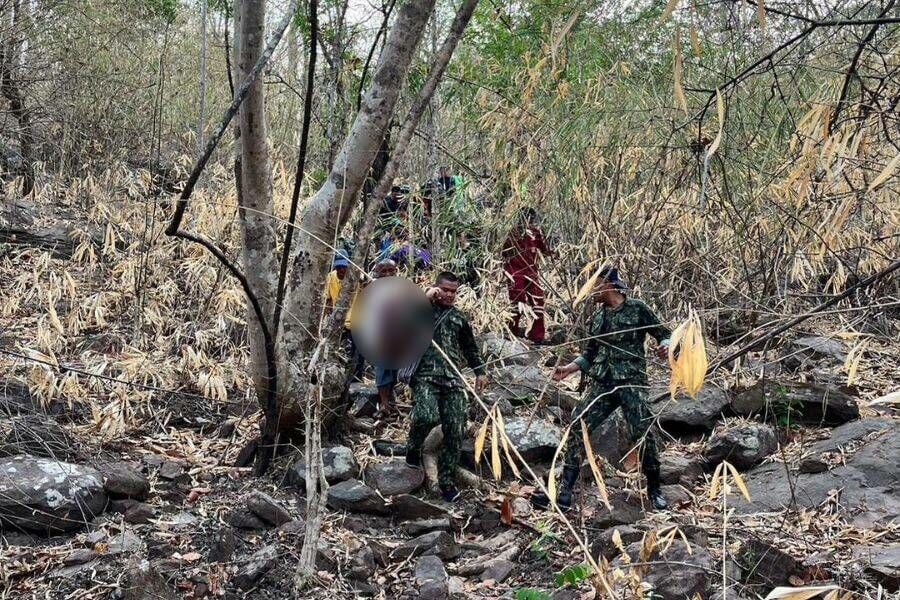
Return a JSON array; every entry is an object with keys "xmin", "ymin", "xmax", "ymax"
[
  {"xmin": 0, "ymin": 0, "xmax": 35, "ymax": 196},
  {"xmin": 235, "ymin": 0, "xmax": 278, "ymax": 403},
  {"xmin": 274, "ymin": 0, "xmax": 438, "ymax": 433}
]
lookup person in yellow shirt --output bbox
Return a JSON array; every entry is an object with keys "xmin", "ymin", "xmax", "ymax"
[{"xmin": 325, "ymin": 251, "xmax": 362, "ymax": 380}]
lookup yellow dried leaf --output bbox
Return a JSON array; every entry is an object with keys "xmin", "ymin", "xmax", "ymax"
[
  {"xmin": 669, "ymin": 309, "xmax": 708, "ymax": 398},
  {"xmin": 689, "ymin": 23, "xmax": 702, "ymax": 56},
  {"xmin": 763, "ymin": 585, "xmax": 840, "ymax": 600},
  {"xmin": 47, "ymin": 292, "xmax": 64, "ymax": 335},
  {"xmin": 496, "ymin": 411, "xmax": 520, "ymax": 478},
  {"xmin": 706, "ymin": 89, "xmax": 725, "ymax": 159},
  {"xmin": 491, "ymin": 413, "xmax": 502, "ymax": 480},
  {"xmin": 574, "ymin": 267, "xmax": 602, "ymax": 306},
  {"xmin": 581, "ymin": 419, "xmax": 611, "ymax": 510},
  {"xmin": 868, "ymin": 150, "xmax": 900, "ymax": 191},
  {"xmin": 547, "ymin": 424, "xmax": 572, "ymax": 506},
  {"xmin": 724, "ymin": 461, "xmax": 752, "ymax": 501},
  {"xmin": 474, "ymin": 413, "xmax": 490, "ymax": 464},
  {"xmin": 709, "ymin": 461, "xmax": 725, "ymax": 499}
]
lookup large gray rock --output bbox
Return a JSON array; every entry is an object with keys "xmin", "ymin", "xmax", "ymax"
[
  {"xmin": 735, "ymin": 537, "xmax": 799, "ymax": 590},
  {"xmin": 589, "ymin": 409, "xmax": 632, "ymax": 467},
  {"xmin": 0, "ymin": 455, "xmax": 107, "ymax": 533},
  {"xmin": 852, "ymin": 544, "xmax": 899, "ymax": 591},
  {"xmin": 732, "ymin": 380, "xmax": 858, "ymax": 426},
  {"xmin": 502, "ymin": 417, "xmax": 562, "ymax": 462},
  {"xmin": 366, "ymin": 460, "xmax": 425, "ymax": 496},
  {"xmin": 479, "ymin": 333, "xmax": 534, "ymax": 366},
  {"xmin": 653, "ymin": 386, "xmax": 730, "ymax": 433},
  {"xmin": 393, "ymin": 531, "xmax": 460, "ymax": 561},
  {"xmin": 485, "ymin": 365, "xmax": 577, "ymax": 410},
  {"xmin": 734, "ymin": 420, "xmax": 900, "ymax": 527},
  {"xmin": 326, "ymin": 479, "xmax": 389, "ymax": 515},
  {"xmin": 233, "ymin": 545, "xmax": 277, "ymax": 590},
  {"xmin": 288, "ymin": 445, "xmax": 358, "ymax": 486},
  {"xmin": 705, "ymin": 424, "xmax": 777, "ymax": 470},
  {"xmin": 659, "ymin": 453, "xmax": 704, "ymax": 485},
  {"xmin": 349, "ymin": 383, "xmax": 379, "ymax": 418},
  {"xmin": 389, "ymin": 494, "xmax": 449, "ymax": 520},
  {"xmin": 0, "ymin": 416, "xmax": 78, "ymax": 460},
  {"xmin": 784, "ymin": 336, "xmax": 847, "ymax": 370},
  {"xmin": 244, "ymin": 491, "xmax": 292, "ymax": 526},
  {"xmin": 97, "ymin": 461, "xmax": 149, "ymax": 500},
  {"xmin": 613, "ymin": 541, "xmax": 713, "ymax": 600},
  {"xmin": 415, "ymin": 555, "xmax": 449, "ymax": 600}
]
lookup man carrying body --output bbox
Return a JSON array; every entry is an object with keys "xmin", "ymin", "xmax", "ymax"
[
  {"xmin": 406, "ymin": 271, "xmax": 488, "ymax": 502},
  {"xmin": 532, "ymin": 266, "xmax": 671, "ymax": 511}
]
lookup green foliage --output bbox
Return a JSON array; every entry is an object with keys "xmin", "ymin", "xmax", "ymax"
[
  {"xmin": 143, "ymin": 0, "xmax": 178, "ymax": 23},
  {"xmin": 514, "ymin": 589, "xmax": 552, "ymax": 600},
  {"xmin": 554, "ymin": 563, "xmax": 591, "ymax": 587},
  {"xmin": 773, "ymin": 386, "xmax": 802, "ymax": 431},
  {"xmin": 528, "ymin": 520, "xmax": 562, "ymax": 561}
]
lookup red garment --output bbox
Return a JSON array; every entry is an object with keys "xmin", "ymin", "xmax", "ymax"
[{"xmin": 503, "ymin": 226, "xmax": 551, "ymax": 342}]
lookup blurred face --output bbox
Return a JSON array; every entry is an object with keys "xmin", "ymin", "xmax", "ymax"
[
  {"xmin": 434, "ymin": 279, "xmax": 460, "ymax": 307},
  {"xmin": 335, "ymin": 265, "xmax": 348, "ymax": 280}
]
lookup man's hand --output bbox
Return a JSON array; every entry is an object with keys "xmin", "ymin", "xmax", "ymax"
[
  {"xmin": 474, "ymin": 374, "xmax": 489, "ymax": 393},
  {"xmin": 425, "ymin": 287, "xmax": 441, "ymax": 301},
  {"xmin": 552, "ymin": 362, "xmax": 579, "ymax": 381}
]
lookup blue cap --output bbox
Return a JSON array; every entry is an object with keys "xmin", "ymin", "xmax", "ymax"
[
  {"xmin": 598, "ymin": 265, "xmax": 628, "ymax": 290},
  {"xmin": 333, "ymin": 251, "xmax": 350, "ymax": 269}
]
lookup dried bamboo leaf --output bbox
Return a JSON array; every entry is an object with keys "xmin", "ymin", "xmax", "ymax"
[
  {"xmin": 547, "ymin": 424, "xmax": 572, "ymax": 505},
  {"xmin": 581, "ymin": 419, "xmax": 611, "ymax": 510},
  {"xmin": 763, "ymin": 585, "xmax": 840, "ymax": 600},
  {"xmin": 491, "ymin": 411, "xmax": 502, "ymax": 480},
  {"xmin": 724, "ymin": 461, "xmax": 752, "ymax": 501},
  {"xmin": 474, "ymin": 413, "xmax": 490, "ymax": 465},
  {"xmin": 706, "ymin": 89, "xmax": 725, "ymax": 158},
  {"xmin": 496, "ymin": 411, "xmax": 521, "ymax": 478},
  {"xmin": 709, "ymin": 461, "xmax": 725, "ymax": 499},
  {"xmin": 868, "ymin": 150, "xmax": 900, "ymax": 191}
]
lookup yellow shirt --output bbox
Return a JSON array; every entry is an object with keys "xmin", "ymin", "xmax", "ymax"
[{"xmin": 325, "ymin": 270, "xmax": 356, "ymax": 329}]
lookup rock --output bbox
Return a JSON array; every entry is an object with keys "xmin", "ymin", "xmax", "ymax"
[
  {"xmin": 447, "ymin": 576, "xmax": 465, "ymax": 596},
  {"xmin": 121, "ymin": 558, "xmax": 176, "ymax": 600},
  {"xmin": 389, "ymin": 494, "xmax": 450, "ymax": 520},
  {"xmin": 798, "ymin": 455, "xmax": 828, "ymax": 474},
  {"xmin": 479, "ymin": 332, "xmax": 533, "ymax": 366},
  {"xmin": 244, "ymin": 491, "xmax": 292, "ymax": 526},
  {"xmin": 349, "ymin": 383, "xmax": 379, "ymax": 418},
  {"xmin": 0, "ymin": 455, "xmax": 107, "ymax": 533},
  {"xmin": 613, "ymin": 541, "xmax": 713, "ymax": 600},
  {"xmin": 157, "ymin": 461, "xmax": 184, "ymax": 480},
  {"xmin": 415, "ymin": 555, "xmax": 449, "ymax": 600},
  {"xmin": 403, "ymin": 518, "xmax": 452, "ymax": 536},
  {"xmin": 65, "ymin": 548, "xmax": 97, "ymax": 565},
  {"xmin": 735, "ymin": 538, "xmax": 799, "ymax": 590},
  {"xmin": 349, "ymin": 545, "xmax": 377, "ymax": 581},
  {"xmin": 480, "ymin": 558, "xmax": 515, "ymax": 583},
  {"xmin": 97, "ymin": 461, "xmax": 149, "ymax": 500},
  {"xmin": 228, "ymin": 507, "xmax": 268, "ymax": 530},
  {"xmin": 0, "ymin": 416, "xmax": 79, "ymax": 460},
  {"xmin": 123, "ymin": 502, "xmax": 155, "ymax": 524},
  {"xmin": 588, "ymin": 492, "xmax": 643, "ymax": 529},
  {"xmin": 853, "ymin": 544, "xmax": 899, "ymax": 591},
  {"xmin": 589, "ymin": 409, "xmax": 632, "ymax": 466},
  {"xmin": 705, "ymin": 424, "xmax": 777, "ymax": 470},
  {"xmin": 502, "ymin": 417, "xmax": 562, "ymax": 462},
  {"xmin": 467, "ymin": 507, "xmax": 502, "ymax": 534},
  {"xmin": 590, "ymin": 525, "xmax": 644, "ymax": 560},
  {"xmin": 166, "ymin": 511, "xmax": 198, "ymax": 531},
  {"xmin": 784, "ymin": 336, "xmax": 847, "ymax": 370},
  {"xmin": 288, "ymin": 445, "xmax": 358, "ymax": 486},
  {"xmin": 660, "ymin": 484, "xmax": 692, "ymax": 506},
  {"xmin": 208, "ymin": 528, "xmax": 235, "ymax": 562},
  {"xmin": 277, "ymin": 518, "xmax": 306, "ymax": 535},
  {"xmin": 366, "ymin": 460, "xmax": 425, "ymax": 496},
  {"xmin": 653, "ymin": 386, "xmax": 730, "ymax": 434},
  {"xmin": 372, "ymin": 439, "xmax": 407, "ymax": 457},
  {"xmin": 393, "ymin": 531, "xmax": 460, "ymax": 561},
  {"xmin": 485, "ymin": 364, "xmax": 577, "ymax": 410},
  {"xmin": 233, "ymin": 545, "xmax": 277, "ymax": 590},
  {"xmin": 659, "ymin": 453, "xmax": 704, "ymax": 485},
  {"xmin": 327, "ymin": 479, "xmax": 389, "ymax": 515},
  {"xmin": 766, "ymin": 381, "xmax": 859, "ymax": 426},
  {"xmin": 217, "ymin": 420, "xmax": 236, "ymax": 438},
  {"xmin": 735, "ymin": 421, "xmax": 900, "ymax": 527}
]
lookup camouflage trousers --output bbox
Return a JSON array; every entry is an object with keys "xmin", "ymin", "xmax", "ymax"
[
  {"xmin": 563, "ymin": 381, "xmax": 660, "ymax": 478},
  {"xmin": 407, "ymin": 380, "xmax": 467, "ymax": 487}
]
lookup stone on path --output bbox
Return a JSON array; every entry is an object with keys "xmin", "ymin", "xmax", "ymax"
[
  {"xmin": 733, "ymin": 381, "xmax": 858, "ymax": 425},
  {"xmin": 121, "ymin": 558, "xmax": 176, "ymax": 600},
  {"xmin": 233, "ymin": 545, "xmax": 277, "ymax": 590},
  {"xmin": 486, "ymin": 364, "xmax": 577, "ymax": 410},
  {"xmin": 288, "ymin": 445, "xmax": 358, "ymax": 486},
  {"xmin": 853, "ymin": 544, "xmax": 899, "ymax": 592},
  {"xmin": 589, "ymin": 409, "xmax": 632, "ymax": 466},
  {"xmin": 403, "ymin": 518, "xmax": 451, "ymax": 536},
  {"xmin": 349, "ymin": 383, "xmax": 379, "ymax": 418},
  {"xmin": 244, "ymin": 491, "xmax": 292, "ymax": 526},
  {"xmin": 0, "ymin": 455, "xmax": 107, "ymax": 533},
  {"xmin": 653, "ymin": 386, "xmax": 730, "ymax": 434},
  {"xmin": 393, "ymin": 531, "xmax": 460, "ymax": 561},
  {"xmin": 784, "ymin": 336, "xmax": 847, "ymax": 370},
  {"xmin": 326, "ymin": 479, "xmax": 389, "ymax": 515},
  {"xmin": 704, "ymin": 423, "xmax": 777, "ymax": 470},
  {"xmin": 735, "ymin": 537, "xmax": 799, "ymax": 591},
  {"xmin": 415, "ymin": 555, "xmax": 449, "ymax": 600},
  {"xmin": 590, "ymin": 525, "xmax": 644, "ymax": 560},
  {"xmin": 366, "ymin": 460, "xmax": 425, "ymax": 496},
  {"xmin": 501, "ymin": 416, "xmax": 562, "ymax": 462},
  {"xmin": 0, "ymin": 415, "xmax": 79, "ymax": 460},
  {"xmin": 97, "ymin": 461, "xmax": 149, "ymax": 500},
  {"xmin": 480, "ymin": 558, "xmax": 515, "ymax": 583},
  {"xmin": 659, "ymin": 453, "xmax": 704, "ymax": 485},
  {"xmin": 479, "ymin": 333, "xmax": 533, "ymax": 366},
  {"xmin": 613, "ymin": 541, "xmax": 713, "ymax": 600}
]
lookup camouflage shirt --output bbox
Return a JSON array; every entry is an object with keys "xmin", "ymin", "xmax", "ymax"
[
  {"xmin": 574, "ymin": 298, "xmax": 671, "ymax": 384},
  {"xmin": 413, "ymin": 304, "xmax": 486, "ymax": 388}
]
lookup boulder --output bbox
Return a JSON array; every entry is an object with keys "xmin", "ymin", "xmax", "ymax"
[
  {"xmin": 659, "ymin": 453, "xmax": 704, "ymax": 485},
  {"xmin": 157, "ymin": 461, "xmax": 184, "ymax": 481},
  {"xmin": 660, "ymin": 484, "xmax": 692, "ymax": 506},
  {"xmin": 326, "ymin": 479, "xmax": 389, "ymax": 515},
  {"xmin": 653, "ymin": 386, "xmax": 730, "ymax": 434},
  {"xmin": 349, "ymin": 383, "xmax": 379, "ymax": 418},
  {"xmin": 233, "ymin": 545, "xmax": 277, "ymax": 590},
  {"xmin": 0, "ymin": 455, "xmax": 107, "ymax": 533},
  {"xmin": 403, "ymin": 518, "xmax": 451, "ymax": 536},
  {"xmin": 348, "ymin": 545, "xmax": 377, "ymax": 581},
  {"xmin": 485, "ymin": 364, "xmax": 577, "ymax": 410},
  {"xmin": 227, "ymin": 507, "xmax": 268, "ymax": 530},
  {"xmin": 852, "ymin": 544, "xmax": 899, "ymax": 591},
  {"xmin": 366, "ymin": 460, "xmax": 425, "ymax": 496},
  {"xmin": 389, "ymin": 494, "xmax": 449, "ymax": 520},
  {"xmin": 783, "ymin": 336, "xmax": 847, "ymax": 370},
  {"xmin": 734, "ymin": 421, "xmax": 900, "ymax": 527},
  {"xmin": 613, "ymin": 541, "xmax": 713, "ymax": 600},
  {"xmin": 502, "ymin": 417, "xmax": 562, "ymax": 462},
  {"xmin": 480, "ymin": 558, "xmax": 515, "ymax": 583},
  {"xmin": 0, "ymin": 416, "xmax": 79, "ymax": 460},
  {"xmin": 288, "ymin": 445, "xmax": 358, "ymax": 486},
  {"xmin": 121, "ymin": 558, "xmax": 176, "ymax": 600},
  {"xmin": 704, "ymin": 424, "xmax": 777, "ymax": 470},
  {"xmin": 244, "ymin": 491, "xmax": 292, "ymax": 526},
  {"xmin": 393, "ymin": 531, "xmax": 460, "ymax": 561},
  {"xmin": 589, "ymin": 409, "xmax": 632, "ymax": 467},
  {"xmin": 97, "ymin": 461, "xmax": 149, "ymax": 500},
  {"xmin": 735, "ymin": 381, "xmax": 858, "ymax": 426},
  {"xmin": 587, "ymin": 492, "xmax": 644, "ymax": 529},
  {"xmin": 735, "ymin": 537, "xmax": 799, "ymax": 590},
  {"xmin": 479, "ymin": 333, "xmax": 534, "ymax": 366},
  {"xmin": 590, "ymin": 525, "xmax": 644, "ymax": 560},
  {"xmin": 415, "ymin": 555, "xmax": 449, "ymax": 600},
  {"xmin": 122, "ymin": 502, "xmax": 155, "ymax": 524}
]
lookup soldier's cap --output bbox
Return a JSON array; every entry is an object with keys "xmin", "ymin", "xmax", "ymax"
[{"xmin": 597, "ymin": 265, "xmax": 628, "ymax": 290}]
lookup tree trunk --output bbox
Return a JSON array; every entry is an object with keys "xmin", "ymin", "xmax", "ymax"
[
  {"xmin": 235, "ymin": 0, "xmax": 278, "ymax": 404},
  {"xmin": 275, "ymin": 0, "xmax": 439, "ymax": 433},
  {"xmin": 197, "ymin": 0, "xmax": 208, "ymax": 153},
  {"xmin": 0, "ymin": 0, "xmax": 35, "ymax": 196},
  {"xmin": 323, "ymin": 0, "xmax": 349, "ymax": 170}
]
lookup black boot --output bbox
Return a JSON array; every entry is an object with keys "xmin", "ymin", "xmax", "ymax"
[
  {"xmin": 646, "ymin": 470, "xmax": 667, "ymax": 511},
  {"xmin": 532, "ymin": 466, "xmax": 580, "ymax": 511},
  {"xmin": 405, "ymin": 446, "xmax": 422, "ymax": 468}
]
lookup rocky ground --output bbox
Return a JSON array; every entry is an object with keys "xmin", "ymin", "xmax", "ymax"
[{"xmin": 1, "ymin": 327, "xmax": 899, "ymax": 599}]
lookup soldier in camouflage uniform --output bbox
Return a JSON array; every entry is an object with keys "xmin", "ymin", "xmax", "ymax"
[
  {"xmin": 406, "ymin": 271, "xmax": 488, "ymax": 502},
  {"xmin": 533, "ymin": 266, "xmax": 671, "ymax": 511}
]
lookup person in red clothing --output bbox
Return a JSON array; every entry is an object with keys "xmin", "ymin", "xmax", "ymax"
[{"xmin": 502, "ymin": 208, "xmax": 552, "ymax": 343}]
